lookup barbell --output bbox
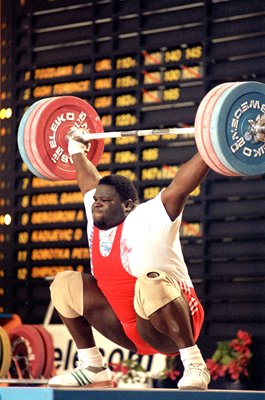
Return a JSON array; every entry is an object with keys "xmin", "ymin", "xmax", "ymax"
[{"xmin": 17, "ymin": 81, "xmax": 265, "ymax": 180}]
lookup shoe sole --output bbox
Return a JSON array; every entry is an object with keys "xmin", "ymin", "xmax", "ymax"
[
  {"xmin": 178, "ymin": 386, "xmax": 208, "ymax": 391},
  {"xmin": 49, "ymin": 380, "xmax": 114, "ymax": 389}
]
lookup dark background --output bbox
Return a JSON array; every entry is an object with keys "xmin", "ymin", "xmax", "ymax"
[{"xmin": 0, "ymin": 0, "xmax": 264, "ymax": 389}]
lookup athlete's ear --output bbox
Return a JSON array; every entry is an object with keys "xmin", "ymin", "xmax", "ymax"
[{"xmin": 124, "ymin": 199, "xmax": 134, "ymax": 212}]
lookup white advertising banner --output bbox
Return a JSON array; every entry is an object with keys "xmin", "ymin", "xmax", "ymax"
[{"xmin": 46, "ymin": 324, "xmax": 166, "ymax": 376}]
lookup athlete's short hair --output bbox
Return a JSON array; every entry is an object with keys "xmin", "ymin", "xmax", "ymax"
[{"xmin": 98, "ymin": 174, "xmax": 139, "ymax": 204}]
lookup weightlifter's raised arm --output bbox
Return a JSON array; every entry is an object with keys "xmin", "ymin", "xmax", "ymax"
[
  {"xmin": 68, "ymin": 137, "xmax": 101, "ymax": 196},
  {"xmin": 161, "ymin": 152, "xmax": 210, "ymax": 221}
]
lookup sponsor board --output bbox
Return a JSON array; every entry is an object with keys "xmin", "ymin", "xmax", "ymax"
[{"xmin": 46, "ymin": 324, "xmax": 166, "ymax": 375}]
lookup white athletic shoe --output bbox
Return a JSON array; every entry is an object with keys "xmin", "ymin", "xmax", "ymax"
[
  {"xmin": 177, "ymin": 363, "xmax": 210, "ymax": 390},
  {"xmin": 48, "ymin": 363, "xmax": 113, "ymax": 388}
]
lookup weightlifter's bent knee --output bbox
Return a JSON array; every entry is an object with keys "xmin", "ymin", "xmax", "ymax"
[
  {"xmin": 50, "ymin": 271, "xmax": 83, "ymax": 318},
  {"xmin": 134, "ymin": 269, "xmax": 182, "ymax": 319}
]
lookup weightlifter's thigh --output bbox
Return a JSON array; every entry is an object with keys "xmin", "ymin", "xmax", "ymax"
[{"xmin": 82, "ymin": 273, "xmax": 136, "ymax": 351}]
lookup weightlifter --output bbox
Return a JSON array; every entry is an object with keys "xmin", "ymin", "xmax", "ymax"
[{"xmin": 48, "ymin": 131, "xmax": 211, "ymax": 390}]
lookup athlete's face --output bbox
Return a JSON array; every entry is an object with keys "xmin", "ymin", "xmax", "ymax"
[{"xmin": 92, "ymin": 184, "xmax": 129, "ymax": 230}]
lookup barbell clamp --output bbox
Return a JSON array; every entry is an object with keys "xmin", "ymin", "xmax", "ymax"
[{"xmin": 245, "ymin": 114, "xmax": 265, "ymax": 143}]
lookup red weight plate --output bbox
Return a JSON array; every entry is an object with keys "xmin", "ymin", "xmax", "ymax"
[
  {"xmin": 195, "ymin": 83, "xmax": 232, "ymax": 175},
  {"xmin": 24, "ymin": 98, "xmax": 61, "ymax": 180},
  {"xmin": 195, "ymin": 83, "xmax": 239, "ymax": 176},
  {"xmin": 9, "ymin": 324, "xmax": 46, "ymax": 378},
  {"xmin": 33, "ymin": 325, "xmax": 55, "ymax": 378},
  {"xmin": 201, "ymin": 82, "xmax": 245, "ymax": 176},
  {"xmin": 8, "ymin": 357, "xmax": 23, "ymax": 380},
  {"xmin": 18, "ymin": 99, "xmax": 49, "ymax": 179},
  {"xmin": 30, "ymin": 96, "xmax": 104, "ymax": 180}
]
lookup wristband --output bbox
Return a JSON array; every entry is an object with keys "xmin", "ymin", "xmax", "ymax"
[{"xmin": 68, "ymin": 138, "xmax": 87, "ymax": 156}]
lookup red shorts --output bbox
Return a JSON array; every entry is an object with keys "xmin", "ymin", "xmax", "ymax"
[{"xmin": 122, "ymin": 287, "xmax": 204, "ymax": 355}]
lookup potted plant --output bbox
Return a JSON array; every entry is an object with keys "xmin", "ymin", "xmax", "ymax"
[
  {"xmin": 206, "ymin": 330, "xmax": 252, "ymax": 389},
  {"xmin": 109, "ymin": 357, "xmax": 151, "ymax": 388}
]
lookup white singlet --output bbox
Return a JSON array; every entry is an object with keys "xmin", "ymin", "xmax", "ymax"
[{"xmin": 84, "ymin": 189, "xmax": 193, "ymax": 287}]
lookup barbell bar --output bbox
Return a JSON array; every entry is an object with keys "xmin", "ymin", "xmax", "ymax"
[
  {"xmin": 17, "ymin": 81, "xmax": 265, "ymax": 180},
  {"xmin": 69, "ymin": 115, "xmax": 265, "ymax": 143},
  {"xmin": 68, "ymin": 116, "xmax": 265, "ymax": 143},
  {"xmin": 67, "ymin": 126, "xmax": 196, "ymax": 141}
]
